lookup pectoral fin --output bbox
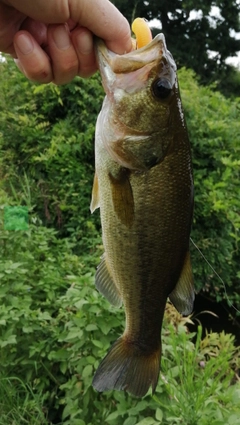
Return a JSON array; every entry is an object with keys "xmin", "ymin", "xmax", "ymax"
[
  {"xmin": 169, "ymin": 251, "xmax": 195, "ymax": 315},
  {"xmin": 95, "ymin": 254, "xmax": 122, "ymax": 308},
  {"xmin": 109, "ymin": 169, "xmax": 134, "ymax": 227},
  {"xmin": 90, "ymin": 172, "xmax": 100, "ymax": 213}
]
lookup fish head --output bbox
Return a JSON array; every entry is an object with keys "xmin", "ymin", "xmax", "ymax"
[{"xmin": 96, "ymin": 35, "xmax": 185, "ymax": 170}]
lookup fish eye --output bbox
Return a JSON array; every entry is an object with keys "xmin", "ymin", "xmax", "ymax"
[{"xmin": 152, "ymin": 78, "xmax": 172, "ymax": 99}]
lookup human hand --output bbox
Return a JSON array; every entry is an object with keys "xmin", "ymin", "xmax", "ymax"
[{"xmin": 0, "ymin": 0, "xmax": 132, "ymax": 84}]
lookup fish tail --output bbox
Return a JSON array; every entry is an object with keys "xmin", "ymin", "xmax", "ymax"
[{"xmin": 92, "ymin": 337, "xmax": 161, "ymax": 397}]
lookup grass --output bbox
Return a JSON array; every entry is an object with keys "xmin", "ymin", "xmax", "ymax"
[
  {"xmin": 152, "ymin": 318, "xmax": 240, "ymax": 425},
  {"xmin": 0, "ymin": 376, "xmax": 48, "ymax": 425}
]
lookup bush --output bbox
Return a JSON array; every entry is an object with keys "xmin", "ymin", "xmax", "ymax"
[
  {"xmin": 0, "ymin": 376, "xmax": 48, "ymax": 425},
  {"xmin": 0, "ymin": 58, "xmax": 103, "ymax": 247},
  {"xmin": 0, "ymin": 57, "xmax": 239, "ymax": 424},
  {"xmin": 0, "ymin": 202, "xmax": 239, "ymax": 423},
  {"xmin": 0, "ymin": 60, "xmax": 239, "ymax": 308},
  {"xmin": 178, "ymin": 68, "xmax": 240, "ymax": 310}
]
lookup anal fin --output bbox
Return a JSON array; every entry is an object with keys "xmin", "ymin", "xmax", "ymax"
[
  {"xmin": 95, "ymin": 255, "xmax": 122, "ymax": 308},
  {"xmin": 169, "ymin": 251, "xmax": 195, "ymax": 315}
]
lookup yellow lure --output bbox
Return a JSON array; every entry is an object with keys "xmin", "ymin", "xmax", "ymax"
[{"xmin": 132, "ymin": 17, "xmax": 152, "ymax": 49}]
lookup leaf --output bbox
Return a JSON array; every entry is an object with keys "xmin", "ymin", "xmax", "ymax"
[
  {"xmin": 228, "ymin": 414, "xmax": 240, "ymax": 425},
  {"xmin": 155, "ymin": 408, "xmax": 163, "ymax": 422},
  {"xmin": 99, "ymin": 321, "xmax": 113, "ymax": 335},
  {"xmin": 22, "ymin": 326, "xmax": 33, "ymax": 333},
  {"xmin": 39, "ymin": 311, "xmax": 52, "ymax": 320},
  {"xmin": 60, "ymin": 361, "xmax": 68, "ymax": 375},
  {"xmin": 106, "ymin": 411, "xmax": 119, "ymax": 422},
  {"xmin": 9, "ymin": 262, "xmax": 23, "ymax": 269},
  {"xmin": 123, "ymin": 417, "xmax": 137, "ymax": 425},
  {"xmin": 85, "ymin": 324, "xmax": 98, "ymax": 331},
  {"xmin": 135, "ymin": 418, "xmax": 158, "ymax": 425},
  {"xmin": 82, "ymin": 365, "xmax": 93, "ymax": 378},
  {"xmin": 64, "ymin": 329, "xmax": 83, "ymax": 341},
  {"xmin": 0, "ymin": 334, "xmax": 17, "ymax": 347},
  {"xmin": 86, "ymin": 356, "xmax": 96, "ymax": 364},
  {"xmin": 92, "ymin": 339, "xmax": 103, "ymax": 348}
]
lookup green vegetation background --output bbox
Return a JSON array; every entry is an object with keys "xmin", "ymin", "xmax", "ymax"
[{"xmin": 0, "ymin": 43, "xmax": 240, "ymax": 424}]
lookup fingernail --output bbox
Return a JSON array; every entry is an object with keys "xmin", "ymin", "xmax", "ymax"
[
  {"xmin": 76, "ymin": 30, "xmax": 93, "ymax": 55},
  {"xmin": 16, "ymin": 34, "xmax": 33, "ymax": 55},
  {"xmin": 53, "ymin": 25, "xmax": 71, "ymax": 50}
]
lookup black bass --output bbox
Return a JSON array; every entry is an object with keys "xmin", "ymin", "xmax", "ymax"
[{"xmin": 91, "ymin": 31, "xmax": 194, "ymax": 397}]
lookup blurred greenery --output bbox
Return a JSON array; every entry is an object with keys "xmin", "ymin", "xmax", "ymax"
[
  {"xmin": 179, "ymin": 68, "xmax": 240, "ymax": 311},
  {"xmin": 0, "ymin": 38, "xmax": 240, "ymax": 423}
]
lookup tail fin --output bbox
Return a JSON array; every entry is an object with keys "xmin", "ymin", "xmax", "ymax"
[{"xmin": 92, "ymin": 337, "xmax": 161, "ymax": 397}]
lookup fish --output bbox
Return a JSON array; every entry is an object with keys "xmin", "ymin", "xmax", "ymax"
[{"xmin": 90, "ymin": 28, "xmax": 195, "ymax": 398}]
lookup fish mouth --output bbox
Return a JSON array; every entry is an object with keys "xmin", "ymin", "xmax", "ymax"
[
  {"xmin": 95, "ymin": 34, "xmax": 177, "ymax": 96},
  {"xmin": 96, "ymin": 34, "xmax": 176, "ymax": 75}
]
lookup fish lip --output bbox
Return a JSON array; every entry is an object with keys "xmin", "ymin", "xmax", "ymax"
[{"xmin": 96, "ymin": 34, "xmax": 176, "ymax": 75}]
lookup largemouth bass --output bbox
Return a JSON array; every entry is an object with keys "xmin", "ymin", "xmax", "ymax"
[{"xmin": 91, "ymin": 32, "xmax": 194, "ymax": 398}]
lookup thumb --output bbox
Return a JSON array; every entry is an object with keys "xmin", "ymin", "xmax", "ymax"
[{"xmin": 3, "ymin": 0, "xmax": 132, "ymax": 54}]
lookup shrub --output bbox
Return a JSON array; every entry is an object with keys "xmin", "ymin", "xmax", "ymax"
[{"xmin": 0, "ymin": 209, "xmax": 239, "ymax": 424}]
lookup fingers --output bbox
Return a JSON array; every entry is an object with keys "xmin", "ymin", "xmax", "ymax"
[
  {"xmin": 14, "ymin": 31, "xmax": 53, "ymax": 83},
  {"xmin": 47, "ymin": 24, "xmax": 79, "ymax": 84},
  {"xmin": 5, "ymin": 0, "xmax": 132, "ymax": 54},
  {"xmin": 71, "ymin": 26, "xmax": 97, "ymax": 78},
  {"xmin": 0, "ymin": 3, "xmax": 25, "ymax": 53},
  {"xmin": 2, "ymin": 0, "xmax": 70, "ymax": 23},
  {"xmin": 13, "ymin": 24, "xmax": 97, "ymax": 84},
  {"xmin": 5, "ymin": 0, "xmax": 132, "ymax": 84},
  {"xmin": 69, "ymin": 0, "xmax": 132, "ymax": 54}
]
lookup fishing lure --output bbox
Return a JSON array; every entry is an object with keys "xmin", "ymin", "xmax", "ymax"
[{"xmin": 132, "ymin": 17, "xmax": 152, "ymax": 49}]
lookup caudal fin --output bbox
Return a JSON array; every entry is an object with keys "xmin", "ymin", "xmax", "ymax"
[{"xmin": 92, "ymin": 337, "xmax": 161, "ymax": 397}]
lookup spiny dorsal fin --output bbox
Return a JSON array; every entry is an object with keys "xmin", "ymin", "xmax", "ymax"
[
  {"xmin": 90, "ymin": 172, "xmax": 100, "ymax": 213},
  {"xmin": 168, "ymin": 251, "xmax": 195, "ymax": 315},
  {"xmin": 95, "ymin": 255, "xmax": 122, "ymax": 308}
]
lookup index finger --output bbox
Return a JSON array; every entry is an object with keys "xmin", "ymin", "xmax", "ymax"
[
  {"xmin": 70, "ymin": 0, "xmax": 132, "ymax": 54},
  {"xmin": 3, "ymin": 0, "xmax": 132, "ymax": 54}
]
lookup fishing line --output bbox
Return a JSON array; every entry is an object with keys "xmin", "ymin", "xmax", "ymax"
[{"xmin": 190, "ymin": 237, "xmax": 240, "ymax": 314}]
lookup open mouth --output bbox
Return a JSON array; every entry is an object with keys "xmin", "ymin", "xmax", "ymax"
[{"xmin": 96, "ymin": 34, "xmax": 173, "ymax": 75}]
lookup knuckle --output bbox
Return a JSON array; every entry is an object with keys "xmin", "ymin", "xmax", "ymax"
[
  {"xmin": 52, "ymin": 57, "xmax": 78, "ymax": 84},
  {"xmin": 78, "ymin": 65, "xmax": 96, "ymax": 79},
  {"xmin": 60, "ymin": 57, "xmax": 78, "ymax": 73},
  {"xmin": 25, "ymin": 66, "xmax": 52, "ymax": 83}
]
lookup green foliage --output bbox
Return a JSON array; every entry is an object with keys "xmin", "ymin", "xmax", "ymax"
[
  {"xmin": 0, "ymin": 376, "xmax": 48, "ymax": 425},
  {"xmin": 0, "ymin": 59, "xmax": 239, "ymax": 309},
  {"xmin": 0, "ymin": 193, "xmax": 239, "ymax": 423},
  {"xmin": 177, "ymin": 68, "xmax": 240, "ymax": 310},
  {"xmin": 0, "ymin": 52, "xmax": 240, "ymax": 424},
  {"xmin": 154, "ymin": 325, "xmax": 240, "ymax": 424},
  {"xmin": 0, "ymin": 57, "xmax": 103, "ymax": 250}
]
